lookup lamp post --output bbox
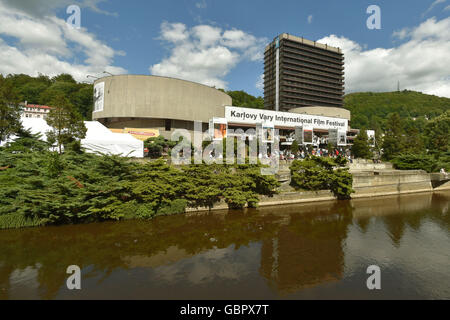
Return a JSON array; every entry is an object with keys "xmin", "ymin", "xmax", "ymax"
[
  {"xmin": 86, "ymin": 75, "xmax": 100, "ymax": 81},
  {"xmin": 103, "ymin": 71, "xmax": 114, "ymax": 76}
]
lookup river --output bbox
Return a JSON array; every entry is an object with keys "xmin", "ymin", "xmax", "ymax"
[{"xmin": 0, "ymin": 191, "xmax": 449, "ymax": 300}]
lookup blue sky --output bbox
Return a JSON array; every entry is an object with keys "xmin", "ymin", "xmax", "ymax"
[{"xmin": 0, "ymin": 0, "xmax": 449, "ymax": 97}]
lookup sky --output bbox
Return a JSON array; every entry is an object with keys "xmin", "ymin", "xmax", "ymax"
[{"xmin": 0, "ymin": 0, "xmax": 449, "ymax": 98}]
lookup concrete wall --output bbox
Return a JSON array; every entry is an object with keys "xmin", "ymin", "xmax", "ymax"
[
  {"xmin": 349, "ymin": 161, "xmax": 393, "ymax": 171},
  {"xmin": 352, "ymin": 170, "xmax": 433, "ymax": 198},
  {"xmin": 92, "ymin": 75, "xmax": 231, "ymax": 124},
  {"xmin": 102, "ymin": 117, "xmax": 209, "ymax": 139}
]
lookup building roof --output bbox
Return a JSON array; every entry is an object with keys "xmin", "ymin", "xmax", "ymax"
[
  {"xmin": 27, "ymin": 104, "xmax": 52, "ymax": 109},
  {"xmin": 265, "ymin": 33, "xmax": 342, "ymax": 54}
]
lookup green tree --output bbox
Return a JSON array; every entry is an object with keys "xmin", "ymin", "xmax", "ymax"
[
  {"xmin": 291, "ymin": 140, "xmax": 299, "ymax": 154},
  {"xmin": 352, "ymin": 129, "xmax": 372, "ymax": 159},
  {"xmin": 403, "ymin": 126, "xmax": 425, "ymax": 154},
  {"xmin": 144, "ymin": 136, "xmax": 177, "ymax": 158},
  {"xmin": 382, "ymin": 113, "xmax": 405, "ymax": 160},
  {"xmin": 226, "ymin": 90, "xmax": 265, "ymax": 109},
  {"xmin": 290, "ymin": 156, "xmax": 353, "ymax": 200},
  {"xmin": 0, "ymin": 76, "xmax": 22, "ymax": 144},
  {"xmin": 424, "ymin": 111, "xmax": 450, "ymax": 154},
  {"xmin": 351, "ymin": 114, "xmax": 369, "ymax": 129},
  {"xmin": 46, "ymin": 93, "xmax": 87, "ymax": 153}
]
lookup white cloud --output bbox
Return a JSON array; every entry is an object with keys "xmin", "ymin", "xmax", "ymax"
[
  {"xmin": 445, "ymin": 5, "xmax": 450, "ymax": 10},
  {"xmin": 307, "ymin": 15, "xmax": 313, "ymax": 24},
  {"xmin": 0, "ymin": 3, "xmax": 126, "ymax": 82},
  {"xmin": 317, "ymin": 17, "xmax": 450, "ymax": 98},
  {"xmin": 392, "ymin": 28, "xmax": 410, "ymax": 40},
  {"xmin": 422, "ymin": 0, "xmax": 447, "ymax": 17},
  {"xmin": 0, "ymin": 0, "xmax": 117, "ymax": 18},
  {"xmin": 195, "ymin": 0, "xmax": 207, "ymax": 9},
  {"xmin": 256, "ymin": 74, "xmax": 264, "ymax": 91},
  {"xmin": 150, "ymin": 22, "xmax": 267, "ymax": 90},
  {"xmin": 160, "ymin": 22, "xmax": 190, "ymax": 43}
]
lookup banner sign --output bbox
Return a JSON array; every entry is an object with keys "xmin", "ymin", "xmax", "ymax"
[
  {"xmin": 209, "ymin": 118, "xmax": 228, "ymax": 141},
  {"xmin": 328, "ymin": 129, "xmax": 338, "ymax": 146},
  {"xmin": 366, "ymin": 130, "xmax": 376, "ymax": 147},
  {"xmin": 295, "ymin": 126, "xmax": 303, "ymax": 144},
  {"xmin": 303, "ymin": 128, "xmax": 314, "ymax": 144},
  {"xmin": 338, "ymin": 131, "xmax": 347, "ymax": 146},
  {"xmin": 262, "ymin": 123, "xmax": 274, "ymax": 143},
  {"xmin": 124, "ymin": 128, "xmax": 160, "ymax": 141},
  {"xmin": 93, "ymin": 82, "xmax": 104, "ymax": 112},
  {"xmin": 225, "ymin": 106, "xmax": 348, "ymax": 132}
]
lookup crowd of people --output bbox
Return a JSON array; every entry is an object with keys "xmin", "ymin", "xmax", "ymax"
[{"xmin": 279, "ymin": 146, "xmax": 353, "ymax": 163}]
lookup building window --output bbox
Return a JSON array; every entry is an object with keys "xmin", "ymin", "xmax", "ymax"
[{"xmin": 165, "ymin": 119, "xmax": 171, "ymax": 131}]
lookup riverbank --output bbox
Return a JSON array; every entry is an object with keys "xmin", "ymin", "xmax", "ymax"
[
  {"xmin": 1, "ymin": 141, "xmax": 448, "ymax": 228},
  {"xmin": 187, "ymin": 161, "xmax": 450, "ymax": 212}
]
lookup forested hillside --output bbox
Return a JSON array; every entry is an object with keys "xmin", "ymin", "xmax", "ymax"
[
  {"xmin": 3, "ymin": 73, "xmax": 450, "ymax": 128},
  {"xmin": 344, "ymin": 90, "xmax": 450, "ymax": 130},
  {"xmin": 2, "ymin": 73, "xmax": 93, "ymax": 119},
  {"xmin": 221, "ymin": 90, "xmax": 264, "ymax": 109}
]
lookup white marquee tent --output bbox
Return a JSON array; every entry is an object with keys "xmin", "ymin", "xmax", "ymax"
[{"xmin": 3, "ymin": 118, "xmax": 144, "ymax": 158}]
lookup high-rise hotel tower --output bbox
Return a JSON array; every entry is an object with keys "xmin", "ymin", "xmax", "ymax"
[{"xmin": 264, "ymin": 33, "xmax": 345, "ymax": 112}]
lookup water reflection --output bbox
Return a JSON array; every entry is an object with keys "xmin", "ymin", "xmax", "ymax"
[{"xmin": 0, "ymin": 191, "xmax": 449, "ymax": 299}]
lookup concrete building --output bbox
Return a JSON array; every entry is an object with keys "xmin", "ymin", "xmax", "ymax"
[
  {"xmin": 92, "ymin": 74, "xmax": 352, "ymax": 146},
  {"xmin": 92, "ymin": 75, "xmax": 232, "ymax": 139},
  {"xmin": 21, "ymin": 103, "xmax": 51, "ymax": 119},
  {"xmin": 264, "ymin": 33, "xmax": 345, "ymax": 112}
]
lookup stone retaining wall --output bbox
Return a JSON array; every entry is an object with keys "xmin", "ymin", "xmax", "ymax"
[{"xmin": 186, "ymin": 167, "xmax": 441, "ymax": 213}]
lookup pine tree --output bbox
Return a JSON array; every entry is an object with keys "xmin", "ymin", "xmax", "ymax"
[
  {"xmin": 382, "ymin": 113, "xmax": 405, "ymax": 160},
  {"xmin": 46, "ymin": 93, "xmax": 86, "ymax": 153},
  {"xmin": 291, "ymin": 140, "xmax": 299, "ymax": 154},
  {"xmin": 0, "ymin": 76, "xmax": 22, "ymax": 144},
  {"xmin": 352, "ymin": 129, "xmax": 372, "ymax": 159},
  {"xmin": 424, "ymin": 111, "xmax": 450, "ymax": 154}
]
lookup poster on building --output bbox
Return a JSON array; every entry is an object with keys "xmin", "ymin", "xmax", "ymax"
[
  {"xmin": 366, "ymin": 130, "xmax": 376, "ymax": 147},
  {"xmin": 109, "ymin": 128, "xmax": 124, "ymax": 134},
  {"xmin": 303, "ymin": 128, "xmax": 314, "ymax": 144},
  {"xmin": 262, "ymin": 123, "xmax": 274, "ymax": 143},
  {"xmin": 328, "ymin": 129, "xmax": 338, "ymax": 146},
  {"xmin": 295, "ymin": 126, "xmax": 303, "ymax": 144},
  {"xmin": 338, "ymin": 131, "xmax": 347, "ymax": 146},
  {"xmin": 93, "ymin": 82, "xmax": 104, "ymax": 112},
  {"xmin": 209, "ymin": 118, "xmax": 228, "ymax": 141},
  {"xmin": 124, "ymin": 128, "xmax": 160, "ymax": 141}
]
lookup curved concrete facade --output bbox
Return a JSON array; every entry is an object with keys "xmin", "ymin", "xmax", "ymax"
[
  {"xmin": 290, "ymin": 106, "xmax": 351, "ymax": 120},
  {"xmin": 92, "ymin": 75, "xmax": 231, "ymax": 123}
]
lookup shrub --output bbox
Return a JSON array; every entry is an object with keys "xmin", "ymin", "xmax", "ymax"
[
  {"xmin": 0, "ymin": 137, "xmax": 281, "ymax": 229},
  {"xmin": 290, "ymin": 156, "xmax": 354, "ymax": 200},
  {"xmin": 391, "ymin": 153, "xmax": 439, "ymax": 173},
  {"xmin": 157, "ymin": 199, "xmax": 188, "ymax": 216}
]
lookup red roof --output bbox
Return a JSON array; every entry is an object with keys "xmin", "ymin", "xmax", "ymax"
[{"xmin": 27, "ymin": 104, "xmax": 52, "ymax": 109}]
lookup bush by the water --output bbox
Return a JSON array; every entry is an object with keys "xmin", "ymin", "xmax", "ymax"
[
  {"xmin": 289, "ymin": 156, "xmax": 354, "ymax": 200},
  {"xmin": 0, "ymin": 134, "xmax": 280, "ymax": 229},
  {"xmin": 391, "ymin": 153, "xmax": 449, "ymax": 173}
]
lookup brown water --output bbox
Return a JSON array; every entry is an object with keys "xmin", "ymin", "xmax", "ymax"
[{"xmin": 0, "ymin": 191, "xmax": 449, "ymax": 300}]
